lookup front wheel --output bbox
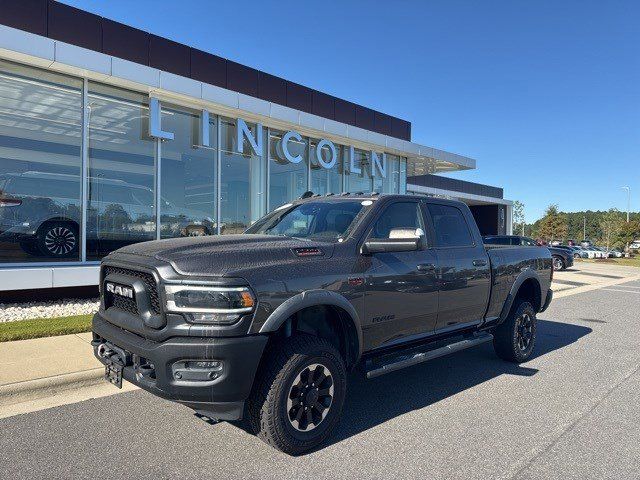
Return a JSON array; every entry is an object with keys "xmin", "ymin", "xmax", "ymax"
[
  {"xmin": 493, "ymin": 301, "xmax": 537, "ymax": 363},
  {"xmin": 246, "ymin": 334, "xmax": 347, "ymax": 455},
  {"xmin": 552, "ymin": 255, "xmax": 565, "ymax": 270}
]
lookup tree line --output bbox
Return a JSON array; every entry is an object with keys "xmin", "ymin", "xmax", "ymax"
[{"xmin": 513, "ymin": 203, "xmax": 640, "ymax": 249}]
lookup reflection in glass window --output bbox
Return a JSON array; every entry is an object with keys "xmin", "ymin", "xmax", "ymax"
[
  {"xmin": 372, "ymin": 153, "xmax": 400, "ymax": 194},
  {"xmin": 344, "ymin": 148, "xmax": 372, "ymax": 193},
  {"xmin": 0, "ymin": 60, "xmax": 83, "ymax": 263},
  {"xmin": 220, "ymin": 118, "xmax": 266, "ymax": 234},
  {"xmin": 247, "ymin": 199, "xmax": 367, "ymax": 241},
  {"xmin": 160, "ymin": 105, "xmax": 217, "ymax": 238},
  {"xmin": 268, "ymin": 130, "xmax": 308, "ymax": 210},
  {"xmin": 371, "ymin": 202, "xmax": 424, "ymax": 239},
  {"xmin": 86, "ymin": 83, "xmax": 156, "ymax": 259},
  {"xmin": 428, "ymin": 204, "xmax": 474, "ymax": 247},
  {"xmin": 310, "ymin": 140, "xmax": 343, "ymax": 195},
  {"xmin": 399, "ymin": 158, "xmax": 408, "ymax": 194}
]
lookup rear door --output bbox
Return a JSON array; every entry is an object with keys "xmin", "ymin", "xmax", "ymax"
[
  {"xmin": 427, "ymin": 202, "xmax": 491, "ymax": 331},
  {"xmin": 362, "ymin": 199, "xmax": 439, "ymax": 350}
]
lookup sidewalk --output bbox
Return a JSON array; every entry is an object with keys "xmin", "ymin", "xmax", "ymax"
[{"xmin": 0, "ymin": 333, "xmax": 103, "ymax": 407}]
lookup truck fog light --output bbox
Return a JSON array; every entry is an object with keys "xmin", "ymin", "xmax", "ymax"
[
  {"xmin": 172, "ymin": 360, "xmax": 224, "ymax": 382},
  {"xmin": 186, "ymin": 312, "xmax": 240, "ymax": 325}
]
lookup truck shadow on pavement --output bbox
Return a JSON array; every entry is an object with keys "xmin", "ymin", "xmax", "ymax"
[{"xmin": 325, "ymin": 319, "xmax": 592, "ymax": 450}]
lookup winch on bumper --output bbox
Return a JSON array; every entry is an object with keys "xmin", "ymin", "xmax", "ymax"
[{"xmin": 92, "ymin": 313, "xmax": 268, "ymax": 421}]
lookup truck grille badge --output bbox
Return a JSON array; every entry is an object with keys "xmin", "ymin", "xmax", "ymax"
[{"xmin": 106, "ymin": 282, "xmax": 134, "ymax": 299}]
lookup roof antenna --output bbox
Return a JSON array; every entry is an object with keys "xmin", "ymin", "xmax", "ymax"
[{"xmin": 299, "ymin": 191, "xmax": 314, "ymax": 199}]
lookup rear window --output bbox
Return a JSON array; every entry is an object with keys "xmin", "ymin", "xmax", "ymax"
[{"xmin": 428, "ymin": 204, "xmax": 474, "ymax": 247}]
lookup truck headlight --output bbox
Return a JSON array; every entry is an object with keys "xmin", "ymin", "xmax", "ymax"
[{"xmin": 164, "ymin": 285, "xmax": 255, "ymax": 324}]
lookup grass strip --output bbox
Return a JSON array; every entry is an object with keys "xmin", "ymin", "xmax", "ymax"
[{"xmin": 0, "ymin": 314, "xmax": 93, "ymax": 342}]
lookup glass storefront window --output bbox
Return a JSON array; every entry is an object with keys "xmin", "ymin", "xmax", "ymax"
[
  {"xmin": 86, "ymin": 84, "xmax": 156, "ymax": 259},
  {"xmin": 160, "ymin": 105, "xmax": 217, "ymax": 238},
  {"xmin": 344, "ymin": 148, "xmax": 372, "ymax": 193},
  {"xmin": 372, "ymin": 153, "xmax": 400, "ymax": 194},
  {"xmin": 0, "ymin": 60, "xmax": 83, "ymax": 263},
  {"xmin": 0, "ymin": 59, "xmax": 413, "ymax": 268},
  {"xmin": 399, "ymin": 157, "xmax": 408, "ymax": 194},
  {"xmin": 268, "ymin": 129, "xmax": 308, "ymax": 210},
  {"xmin": 219, "ymin": 117, "xmax": 266, "ymax": 234},
  {"xmin": 310, "ymin": 140, "xmax": 343, "ymax": 195}
]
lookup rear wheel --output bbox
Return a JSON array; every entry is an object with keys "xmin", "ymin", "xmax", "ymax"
[
  {"xmin": 36, "ymin": 222, "xmax": 78, "ymax": 258},
  {"xmin": 246, "ymin": 334, "xmax": 346, "ymax": 455},
  {"xmin": 493, "ymin": 300, "xmax": 537, "ymax": 363},
  {"xmin": 552, "ymin": 255, "xmax": 565, "ymax": 271}
]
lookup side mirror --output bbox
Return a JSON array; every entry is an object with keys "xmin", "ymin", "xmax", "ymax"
[{"xmin": 362, "ymin": 228, "xmax": 423, "ymax": 255}]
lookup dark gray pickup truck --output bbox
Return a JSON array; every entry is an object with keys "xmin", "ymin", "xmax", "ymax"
[{"xmin": 92, "ymin": 194, "xmax": 553, "ymax": 454}]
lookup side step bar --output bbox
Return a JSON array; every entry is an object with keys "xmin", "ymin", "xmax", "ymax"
[{"xmin": 365, "ymin": 333, "xmax": 493, "ymax": 379}]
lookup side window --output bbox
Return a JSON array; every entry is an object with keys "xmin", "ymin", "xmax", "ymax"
[
  {"xmin": 370, "ymin": 202, "xmax": 425, "ymax": 240},
  {"xmin": 486, "ymin": 236, "xmax": 510, "ymax": 245},
  {"xmin": 428, "ymin": 204, "xmax": 474, "ymax": 247}
]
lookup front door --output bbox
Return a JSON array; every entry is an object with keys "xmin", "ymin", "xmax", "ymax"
[{"xmin": 362, "ymin": 200, "xmax": 439, "ymax": 350}]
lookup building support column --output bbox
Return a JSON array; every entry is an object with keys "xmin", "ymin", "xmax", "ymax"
[{"xmin": 506, "ymin": 203, "xmax": 513, "ymax": 235}]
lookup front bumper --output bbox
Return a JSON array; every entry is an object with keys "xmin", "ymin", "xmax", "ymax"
[{"xmin": 92, "ymin": 313, "xmax": 268, "ymax": 421}]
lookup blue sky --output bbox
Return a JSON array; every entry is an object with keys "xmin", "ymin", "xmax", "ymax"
[{"xmin": 62, "ymin": 0, "xmax": 639, "ymax": 222}]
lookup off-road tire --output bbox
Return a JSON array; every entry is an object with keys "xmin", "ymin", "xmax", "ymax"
[
  {"xmin": 246, "ymin": 334, "xmax": 347, "ymax": 455},
  {"xmin": 493, "ymin": 301, "xmax": 537, "ymax": 363}
]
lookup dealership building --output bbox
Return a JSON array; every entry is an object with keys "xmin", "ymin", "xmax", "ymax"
[{"xmin": 0, "ymin": 1, "xmax": 512, "ymax": 292}]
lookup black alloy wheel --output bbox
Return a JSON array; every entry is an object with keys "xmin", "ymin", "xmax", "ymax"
[
  {"xmin": 37, "ymin": 222, "xmax": 78, "ymax": 258},
  {"xmin": 286, "ymin": 363, "xmax": 334, "ymax": 432},
  {"xmin": 515, "ymin": 312, "xmax": 534, "ymax": 352},
  {"xmin": 552, "ymin": 256, "xmax": 565, "ymax": 270}
]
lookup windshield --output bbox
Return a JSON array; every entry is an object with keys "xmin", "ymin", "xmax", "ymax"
[{"xmin": 246, "ymin": 199, "xmax": 370, "ymax": 241}]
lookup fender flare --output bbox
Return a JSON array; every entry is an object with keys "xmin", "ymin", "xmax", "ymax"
[
  {"xmin": 259, "ymin": 289, "xmax": 363, "ymax": 362},
  {"xmin": 498, "ymin": 269, "xmax": 542, "ymax": 324}
]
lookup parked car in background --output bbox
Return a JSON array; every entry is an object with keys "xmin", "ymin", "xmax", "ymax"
[
  {"xmin": 566, "ymin": 245, "xmax": 586, "ymax": 258},
  {"xmin": 580, "ymin": 246, "xmax": 599, "ymax": 259},
  {"xmin": 606, "ymin": 248, "xmax": 623, "ymax": 258},
  {"xmin": 483, "ymin": 235, "xmax": 573, "ymax": 270},
  {"xmin": 630, "ymin": 241, "xmax": 640, "ymax": 251}
]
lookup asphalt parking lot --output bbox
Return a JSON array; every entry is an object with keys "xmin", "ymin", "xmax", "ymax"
[{"xmin": 1, "ymin": 266, "xmax": 639, "ymax": 480}]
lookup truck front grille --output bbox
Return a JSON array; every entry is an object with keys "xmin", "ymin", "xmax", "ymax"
[{"xmin": 102, "ymin": 265, "xmax": 161, "ymax": 314}]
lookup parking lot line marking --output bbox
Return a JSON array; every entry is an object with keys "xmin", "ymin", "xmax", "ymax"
[
  {"xmin": 574, "ymin": 272, "xmax": 624, "ymax": 279},
  {"xmin": 554, "ymin": 275, "xmax": 640, "ymax": 299},
  {"xmin": 601, "ymin": 288, "xmax": 640, "ymax": 294},
  {"xmin": 553, "ymin": 279, "xmax": 589, "ymax": 287}
]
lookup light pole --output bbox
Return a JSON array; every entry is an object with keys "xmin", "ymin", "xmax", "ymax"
[
  {"xmin": 583, "ymin": 216, "xmax": 586, "ymax": 241},
  {"xmin": 622, "ymin": 186, "xmax": 630, "ymax": 222}
]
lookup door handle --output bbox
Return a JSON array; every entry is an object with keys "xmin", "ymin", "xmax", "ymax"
[
  {"xmin": 417, "ymin": 263, "xmax": 436, "ymax": 272},
  {"xmin": 472, "ymin": 259, "xmax": 488, "ymax": 267}
]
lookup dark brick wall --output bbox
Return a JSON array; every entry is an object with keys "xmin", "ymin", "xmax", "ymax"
[{"xmin": 0, "ymin": 0, "xmax": 412, "ymax": 140}]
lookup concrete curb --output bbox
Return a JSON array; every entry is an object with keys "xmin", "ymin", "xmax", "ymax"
[{"xmin": 0, "ymin": 368, "xmax": 104, "ymax": 407}]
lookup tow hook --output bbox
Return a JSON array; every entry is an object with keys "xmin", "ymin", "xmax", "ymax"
[{"xmin": 97, "ymin": 343, "xmax": 112, "ymax": 359}]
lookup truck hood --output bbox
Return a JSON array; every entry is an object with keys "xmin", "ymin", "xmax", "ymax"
[{"xmin": 115, "ymin": 234, "xmax": 335, "ymax": 277}]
